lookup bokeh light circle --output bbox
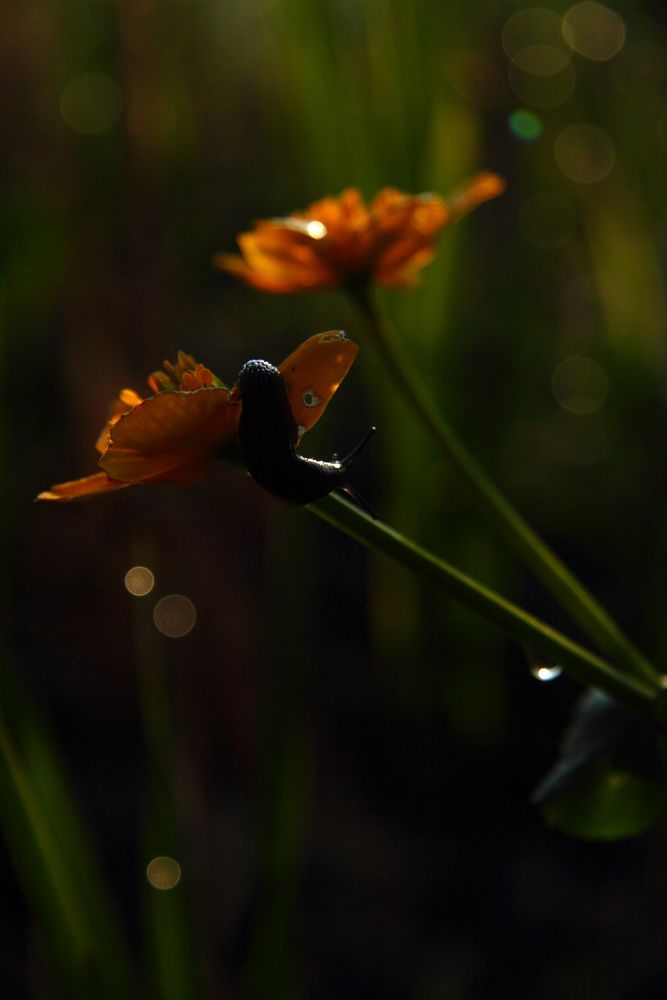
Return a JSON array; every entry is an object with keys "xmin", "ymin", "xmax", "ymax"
[
  {"xmin": 60, "ymin": 73, "xmax": 123, "ymax": 134},
  {"xmin": 509, "ymin": 109, "xmax": 544, "ymax": 141},
  {"xmin": 124, "ymin": 566, "xmax": 155, "ymax": 597},
  {"xmin": 146, "ymin": 856, "xmax": 182, "ymax": 891},
  {"xmin": 512, "ymin": 44, "xmax": 571, "ymax": 76},
  {"xmin": 554, "ymin": 123, "xmax": 615, "ymax": 182},
  {"xmin": 552, "ymin": 356, "xmax": 609, "ymax": 414},
  {"xmin": 502, "ymin": 8, "xmax": 566, "ymax": 58},
  {"xmin": 562, "ymin": 2, "xmax": 625, "ymax": 62},
  {"xmin": 519, "ymin": 193, "xmax": 576, "ymax": 249},
  {"xmin": 153, "ymin": 595, "xmax": 197, "ymax": 638}
]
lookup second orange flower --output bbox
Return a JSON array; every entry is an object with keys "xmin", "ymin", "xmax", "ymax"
[{"xmin": 215, "ymin": 173, "xmax": 505, "ymax": 293}]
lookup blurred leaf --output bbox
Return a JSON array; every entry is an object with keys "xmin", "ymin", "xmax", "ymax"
[
  {"xmin": 533, "ymin": 690, "xmax": 666, "ymax": 840},
  {"xmin": 0, "ymin": 662, "xmax": 135, "ymax": 998}
]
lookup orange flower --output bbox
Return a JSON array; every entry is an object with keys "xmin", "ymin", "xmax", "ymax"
[
  {"xmin": 215, "ymin": 173, "xmax": 505, "ymax": 293},
  {"xmin": 37, "ymin": 333, "xmax": 358, "ymax": 502}
]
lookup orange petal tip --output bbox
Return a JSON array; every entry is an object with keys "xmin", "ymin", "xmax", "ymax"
[{"xmin": 36, "ymin": 472, "xmax": 132, "ymax": 502}]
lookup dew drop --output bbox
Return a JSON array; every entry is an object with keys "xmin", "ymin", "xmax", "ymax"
[{"xmin": 531, "ymin": 665, "xmax": 563, "ymax": 682}]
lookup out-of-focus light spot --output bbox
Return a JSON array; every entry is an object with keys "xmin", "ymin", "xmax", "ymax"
[
  {"xmin": 153, "ymin": 595, "xmax": 197, "ymax": 638},
  {"xmin": 60, "ymin": 73, "xmax": 123, "ymax": 134},
  {"xmin": 124, "ymin": 566, "xmax": 155, "ymax": 597},
  {"xmin": 531, "ymin": 665, "xmax": 563, "ymax": 681},
  {"xmin": 562, "ymin": 2, "xmax": 625, "ymax": 61},
  {"xmin": 502, "ymin": 8, "xmax": 565, "ymax": 59},
  {"xmin": 444, "ymin": 49, "xmax": 509, "ymax": 109},
  {"xmin": 552, "ymin": 356, "xmax": 608, "ymax": 414},
  {"xmin": 554, "ymin": 123, "xmax": 615, "ymax": 182},
  {"xmin": 501, "ymin": 6, "xmax": 573, "ymax": 108},
  {"xmin": 146, "ymin": 856, "xmax": 181, "ymax": 890},
  {"xmin": 508, "ymin": 58, "xmax": 575, "ymax": 109},
  {"xmin": 519, "ymin": 192, "xmax": 576, "ymax": 248},
  {"xmin": 614, "ymin": 41, "xmax": 667, "ymax": 111},
  {"xmin": 282, "ymin": 218, "xmax": 328, "ymax": 239},
  {"xmin": 512, "ymin": 44, "xmax": 571, "ymax": 75},
  {"xmin": 304, "ymin": 220, "xmax": 327, "ymax": 239},
  {"xmin": 509, "ymin": 109, "xmax": 544, "ymax": 141}
]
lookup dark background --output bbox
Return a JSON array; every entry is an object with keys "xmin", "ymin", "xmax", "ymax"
[{"xmin": 3, "ymin": 1, "xmax": 667, "ymax": 997}]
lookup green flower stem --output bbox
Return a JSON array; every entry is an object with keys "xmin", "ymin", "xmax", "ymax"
[
  {"xmin": 309, "ymin": 493, "xmax": 658, "ymax": 717},
  {"xmin": 350, "ymin": 286, "xmax": 658, "ymax": 685}
]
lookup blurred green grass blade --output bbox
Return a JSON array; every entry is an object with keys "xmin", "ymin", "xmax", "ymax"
[
  {"xmin": 141, "ymin": 774, "xmax": 201, "ymax": 1000},
  {"xmin": 583, "ymin": 184, "xmax": 667, "ymax": 367},
  {"xmin": 0, "ymin": 664, "xmax": 135, "ymax": 998},
  {"xmin": 0, "ymin": 718, "xmax": 90, "ymax": 995},
  {"xmin": 146, "ymin": 891, "xmax": 197, "ymax": 1000},
  {"xmin": 266, "ymin": 0, "xmax": 447, "ymax": 193},
  {"xmin": 144, "ymin": 808, "xmax": 200, "ymax": 1000},
  {"xmin": 131, "ymin": 578, "xmax": 202, "ymax": 1000},
  {"xmin": 265, "ymin": 0, "xmax": 353, "ymax": 191}
]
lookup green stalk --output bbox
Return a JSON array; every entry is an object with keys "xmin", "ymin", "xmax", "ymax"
[
  {"xmin": 350, "ymin": 286, "xmax": 658, "ymax": 685},
  {"xmin": 309, "ymin": 493, "xmax": 658, "ymax": 717}
]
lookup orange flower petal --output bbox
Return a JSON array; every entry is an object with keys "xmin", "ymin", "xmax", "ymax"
[
  {"xmin": 37, "ymin": 472, "xmax": 132, "ymax": 502},
  {"xmin": 238, "ymin": 250, "xmax": 332, "ymax": 289},
  {"xmin": 302, "ymin": 188, "xmax": 370, "ymax": 233},
  {"xmin": 95, "ymin": 388, "xmax": 144, "ymax": 454},
  {"xmin": 240, "ymin": 225, "xmax": 338, "ymax": 287},
  {"xmin": 369, "ymin": 188, "xmax": 416, "ymax": 220},
  {"xmin": 181, "ymin": 364, "xmax": 214, "ymax": 390},
  {"xmin": 214, "ymin": 251, "xmax": 335, "ymax": 293},
  {"xmin": 278, "ymin": 330, "xmax": 359, "ymax": 434},
  {"xmin": 100, "ymin": 387, "xmax": 240, "ymax": 484},
  {"xmin": 446, "ymin": 172, "xmax": 506, "ymax": 223}
]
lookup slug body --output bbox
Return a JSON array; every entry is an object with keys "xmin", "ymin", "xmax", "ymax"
[{"xmin": 237, "ymin": 359, "xmax": 373, "ymax": 508}]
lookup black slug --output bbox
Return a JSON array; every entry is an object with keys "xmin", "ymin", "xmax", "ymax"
[{"xmin": 237, "ymin": 358, "xmax": 375, "ymax": 512}]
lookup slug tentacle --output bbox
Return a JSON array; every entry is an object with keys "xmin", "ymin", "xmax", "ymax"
[
  {"xmin": 237, "ymin": 358, "xmax": 374, "ymax": 513},
  {"xmin": 340, "ymin": 426, "xmax": 376, "ymax": 468}
]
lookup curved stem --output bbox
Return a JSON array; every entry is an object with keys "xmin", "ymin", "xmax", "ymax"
[
  {"xmin": 350, "ymin": 286, "xmax": 658, "ymax": 685},
  {"xmin": 309, "ymin": 493, "xmax": 658, "ymax": 717}
]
